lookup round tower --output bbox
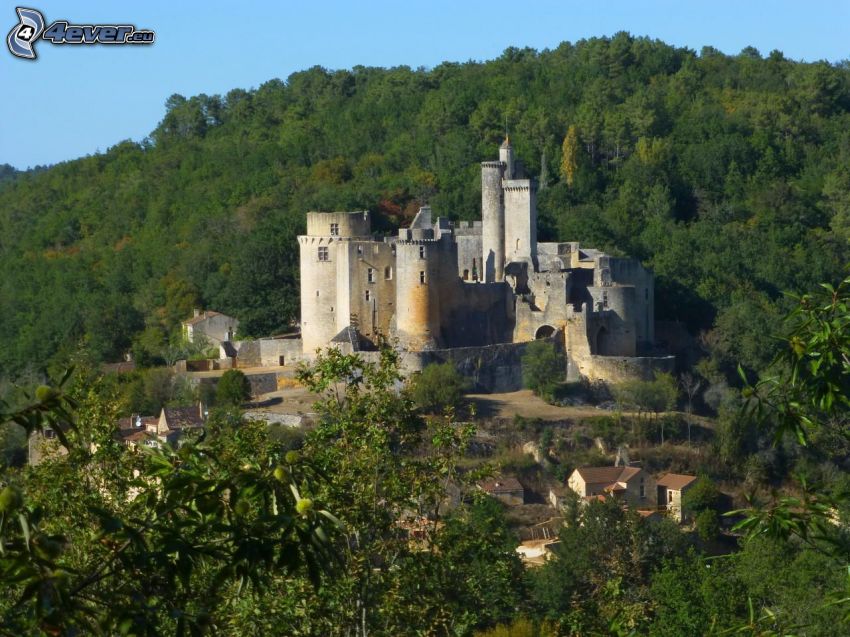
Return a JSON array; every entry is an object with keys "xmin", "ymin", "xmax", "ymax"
[
  {"xmin": 481, "ymin": 159, "xmax": 505, "ymax": 283},
  {"xmin": 394, "ymin": 240, "xmax": 441, "ymax": 350},
  {"xmin": 299, "ymin": 236, "xmax": 339, "ymax": 354}
]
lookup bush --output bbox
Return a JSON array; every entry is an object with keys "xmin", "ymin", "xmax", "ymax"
[
  {"xmin": 682, "ymin": 476, "xmax": 720, "ymax": 514},
  {"xmin": 521, "ymin": 341, "xmax": 563, "ymax": 400},
  {"xmin": 695, "ymin": 508, "xmax": 720, "ymax": 541},
  {"xmin": 410, "ymin": 362, "xmax": 468, "ymax": 414},
  {"xmin": 216, "ymin": 369, "xmax": 252, "ymax": 406}
]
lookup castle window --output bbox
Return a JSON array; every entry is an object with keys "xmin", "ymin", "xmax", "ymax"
[
  {"xmin": 384, "ymin": 266, "xmax": 392, "ymax": 280},
  {"xmin": 357, "ymin": 245, "xmax": 362, "ymax": 255},
  {"xmin": 365, "ymin": 290, "xmax": 371, "ymax": 301},
  {"xmin": 419, "ymin": 271, "xmax": 426, "ymax": 284},
  {"xmin": 463, "ymin": 269, "xmax": 469, "ymax": 281},
  {"xmin": 330, "ymin": 223, "xmax": 339, "ymax": 236},
  {"xmin": 318, "ymin": 246, "xmax": 329, "ymax": 261},
  {"xmin": 419, "ymin": 246, "xmax": 425, "ymax": 259},
  {"xmin": 602, "ymin": 291, "xmax": 608, "ymax": 308},
  {"xmin": 316, "ymin": 290, "xmax": 320, "ymax": 297},
  {"xmin": 367, "ymin": 268, "xmax": 374, "ymax": 283},
  {"xmin": 391, "ymin": 245, "xmax": 396, "ymax": 256}
]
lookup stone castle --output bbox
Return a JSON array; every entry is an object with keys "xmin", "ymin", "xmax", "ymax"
[{"xmin": 296, "ymin": 139, "xmax": 673, "ymax": 386}]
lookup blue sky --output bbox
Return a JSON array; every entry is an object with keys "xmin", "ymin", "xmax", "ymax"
[{"xmin": 1, "ymin": 0, "xmax": 849, "ymax": 169}]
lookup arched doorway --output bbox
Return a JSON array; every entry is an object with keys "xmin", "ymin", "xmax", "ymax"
[
  {"xmin": 535, "ymin": 325, "xmax": 556, "ymax": 339},
  {"xmin": 596, "ymin": 326, "xmax": 611, "ymax": 355}
]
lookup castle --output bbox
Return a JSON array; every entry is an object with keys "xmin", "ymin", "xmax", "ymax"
[{"xmin": 296, "ymin": 139, "xmax": 673, "ymax": 386}]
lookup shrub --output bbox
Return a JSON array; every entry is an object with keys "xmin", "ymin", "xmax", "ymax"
[
  {"xmin": 216, "ymin": 369, "xmax": 252, "ymax": 406},
  {"xmin": 410, "ymin": 362, "xmax": 468, "ymax": 414},
  {"xmin": 522, "ymin": 340, "xmax": 563, "ymax": 400},
  {"xmin": 695, "ymin": 508, "xmax": 720, "ymax": 541}
]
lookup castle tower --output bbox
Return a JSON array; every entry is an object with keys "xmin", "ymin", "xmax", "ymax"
[
  {"xmin": 394, "ymin": 239, "xmax": 442, "ymax": 350},
  {"xmin": 481, "ymin": 148, "xmax": 506, "ymax": 283},
  {"xmin": 298, "ymin": 211, "xmax": 371, "ymax": 354},
  {"xmin": 503, "ymin": 176, "xmax": 537, "ymax": 269}
]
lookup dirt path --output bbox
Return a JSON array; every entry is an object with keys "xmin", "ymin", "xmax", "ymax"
[{"xmin": 467, "ymin": 390, "xmax": 607, "ymax": 421}]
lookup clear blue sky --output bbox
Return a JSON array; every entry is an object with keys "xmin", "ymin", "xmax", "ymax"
[{"xmin": 2, "ymin": 0, "xmax": 848, "ymax": 169}]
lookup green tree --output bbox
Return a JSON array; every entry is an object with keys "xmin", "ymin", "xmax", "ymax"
[
  {"xmin": 522, "ymin": 340, "xmax": 563, "ymax": 401},
  {"xmin": 410, "ymin": 362, "xmax": 468, "ymax": 414},
  {"xmin": 216, "ymin": 369, "xmax": 252, "ymax": 406}
]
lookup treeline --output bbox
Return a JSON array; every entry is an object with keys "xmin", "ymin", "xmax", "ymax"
[{"xmin": 1, "ymin": 33, "xmax": 849, "ymax": 379}]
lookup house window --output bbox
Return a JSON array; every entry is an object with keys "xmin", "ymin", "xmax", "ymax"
[
  {"xmin": 318, "ymin": 246, "xmax": 329, "ymax": 261},
  {"xmin": 330, "ymin": 223, "xmax": 339, "ymax": 236},
  {"xmin": 384, "ymin": 266, "xmax": 392, "ymax": 280},
  {"xmin": 639, "ymin": 478, "xmax": 646, "ymax": 499},
  {"xmin": 419, "ymin": 246, "xmax": 425, "ymax": 259},
  {"xmin": 463, "ymin": 269, "xmax": 469, "ymax": 281},
  {"xmin": 419, "ymin": 271, "xmax": 426, "ymax": 284},
  {"xmin": 367, "ymin": 268, "xmax": 374, "ymax": 283},
  {"xmin": 668, "ymin": 491, "xmax": 674, "ymax": 504}
]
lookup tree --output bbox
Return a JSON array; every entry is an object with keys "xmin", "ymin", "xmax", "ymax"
[
  {"xmin": 216, "ymin": 369, "xmax": 252, "ymax": 406},
  {"xmin": 522, "ymin": 340, "xmax": 563, "ymax": 401},
  {"xmin": 409, "ymin": 362, "xmax": 468, "ymax": 414},
  {"xmin": 560, "ymin": 125, "xmax": 579, "ymax": 186},
  {"xmin": 0, "ymin": 372, "xmax": 338, "ymax": 635},
  {"xmin": 678, "ymin": 371, "xmax": 702, "ymax": 444}
]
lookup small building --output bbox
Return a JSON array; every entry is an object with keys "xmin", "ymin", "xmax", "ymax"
[
  {"xmin": 567, "ymin": 465, "xmax": 656, "ymax": 507},
  {"xmin": 117, "ymin": 405, "xmax": 206, "ymax": 450},
  {"xmin": 478, "ymin": 476, "xmax": 525, "ymax": 506},
  {"xmin": 548, "ymin": 484, "xmax": 572, "ymax": 510},
  {"xmin": 656, "ymin": 473, "xmax": 697, "ymax": 522},
  {"xmin": 182, "ymin": 310, "xmax": 239, "ymax": 347}
]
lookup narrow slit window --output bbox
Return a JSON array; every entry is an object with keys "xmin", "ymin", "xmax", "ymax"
[
  {"xmin": 419, "ymin": 271, "xmax": 426, "ymax": 284},
  {"xmin": 419, "ymin": 246, "xmax": 425, "ymax": 259},
  {"xmin": 367, "ymin": 268, "xmax": 374, "ymax": 283}
]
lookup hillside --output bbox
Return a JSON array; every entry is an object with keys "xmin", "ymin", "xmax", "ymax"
[{"xmin": 1, "ymin": 33, "xmax": 849, "ymax": 378}]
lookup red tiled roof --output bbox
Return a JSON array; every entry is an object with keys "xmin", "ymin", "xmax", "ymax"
[
  {"xmin": 574, "ymin": 465, "xmax": 643, "ymax": 485},
  {"xmin": 162, "ymin": 407, "xmax": 204, "ymax": 429},
  {"xmin": 479, "ymin": 476, "xmax": 524, "ymax": 494},
  {"xmin": 656, "ymin": 473, "xmax": 697, "ymax": 490},
  {"xmin": 182, "ymin": 311, "xmax": 223, "ymax": 326}
]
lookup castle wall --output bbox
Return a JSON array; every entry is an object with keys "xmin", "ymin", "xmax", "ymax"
[
  {"xmin": 340, "ymin": 240, "xmax": 395, "ymax": 344},
  {"xmin": 440, "ymin": 281, "xmax": 514, "ymax": 347},
  {"xmin": 454, "ymin": 221, "xmax": 483, "ymax": 281},
  {"xmin": 587, "ymin": 285, "xmax": 637, "ymax": 356},
  {"xmin": 596, "ymin": 256, "xmax": 654, "ymax": 349}
]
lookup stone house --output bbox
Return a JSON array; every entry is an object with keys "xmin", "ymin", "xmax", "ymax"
[
  {"xmin": 182, "ymin": 310, "xmax": 239, "ymax": 347},
  {"xmin": 478, "ymin": 476, "xmax": 525, "ymax": 506},
  {"xmin": 656, "ymin": 473, "xmax": 697, "ymax": 522},
  {"xmin": 117, "ymin": 405, "xmax": 206, "ymax": 450},
  {"xmin": 567, "ymin": 465, "xmax": 656, "ymax": 508}
]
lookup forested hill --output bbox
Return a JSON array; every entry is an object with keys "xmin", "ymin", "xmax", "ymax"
[{"xmin": 1, "ymin": 33, "xmax": 849, "ymax": 379}]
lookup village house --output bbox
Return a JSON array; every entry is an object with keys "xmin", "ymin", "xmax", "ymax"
[
  {"xmin": 478, "ymin": 476, "xmax": 525, "ymax": 506},
  {"xmin": 567, "ymin": 465, "xmax": 656, "ymax": 507},
  {"xmin": 656, "ymin": 473, "xmax": 697, "ymax": 522},
  {"xmin": 116, "ymin": 405, "xmax": 206, "ymax": 450},
  {"xmin": 182, "ymin": 310, "xmax": 239, "ymax": 347}
]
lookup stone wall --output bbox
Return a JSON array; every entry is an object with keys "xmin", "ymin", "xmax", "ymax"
[{"xmin": 403, "ymin": 334, "xmax": 563, "ymax": 393}]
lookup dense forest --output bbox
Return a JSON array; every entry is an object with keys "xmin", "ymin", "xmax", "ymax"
[{"xmin": 1, "ymin": 33, "xmax": 850, "ymax": 381}]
